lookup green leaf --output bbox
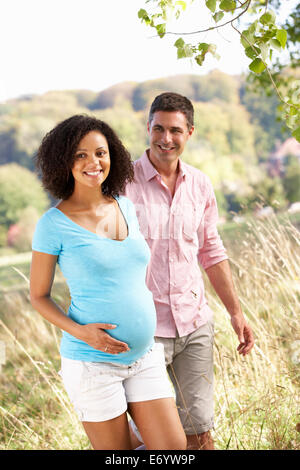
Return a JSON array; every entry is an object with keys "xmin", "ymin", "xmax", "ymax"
[
  {"xmin": 259, "ymin": 10, "xmax": 276, "ymax": 25},
  {"xmin": 245, "ymin": 46, "xmax": 261, "ymax": 59},
  {"xmin": 205, "ymin": 0, "xmax": 216, "ymax": 13},
  {"xmin": 213, "ymin": 11, "xmax": 224, "ymax": 22},
  {"xmin": 156, "ymin": 23, "xmax": 166, "ymax": 38},
  {"xmin": 175, "ymin": 39, "xmax": 194, "ymax": 59},
  {"xmin": 248, "ymin": 20, "xmax": 258, "ymax": 34},
  {"xmin": 198, "ymin": 43, "xmax": 209, "ymax": 52},
  {"xmin": 240, "ymin": 30, "xmax": 255, "ymax": 48},
  {"xmin": 195, "ymin": 42, "xmax": 219, "ymax": 66},
  {"xmin": 249, "ymin": 58, "xmax": 266, "ymax": 74},
  {"xmin": 220, "ymin": 0, "xmax": 236, "ymax": 12},
  {"xmin": 286, "ymin": 115, "xmax": 298, "ymax": 129},
  {"xmin": 138, "ymin": 9, "xmax": 148, "ymax": 19},
  {"xmin": 209, "ymin": 46, "xmax": 220, "ymax": 60},
  {"xmin": 290, "ymin": 107, "xmax": 298, "ymax": 116},
  {"xmin": 195, "ymin": 54, "xmax": 205, "ymax": 66},
  {"xmin": 260, "ymin": 28, "xmax": 277, "ymax": 41},
  {"xmin": 260, "ymin": 42, "xmax": 269, "ymax": 61},
  {"xmin": 178, "ymin": 45, "xmax": 194, "ymax": 59},
  {"xmin": 174, "ymin": 38, "xmax": 185, "ymax": 48},
  {"xmin": 138, "ymin": 8, "xmax": 152, "ymax": 25},
  {"xmin": 162, "ymin": 9, "xmax": 168, "ymax": 21},
  {"xmin": 276, "ymin": 29, "xmax": 287, "ymax": 48},
  {"xmin": 175, "ymin": 1, "xmax": 187, "ymax": 10},
  {"xmin": 208, "ymin": 44, "xmax": 217, "ymax": 55},
  {"xmin": 292, "ymin": 126, "xmax": 300, "ymax": 142},
  {"xmin": 270, "ymin": 38, "xmax": 282, "ymax": 51}
]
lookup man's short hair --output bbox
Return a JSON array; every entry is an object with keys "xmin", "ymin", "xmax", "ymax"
[{"xmin": 149, "ymin": 92, "xmax": 194, "ymax": 129}]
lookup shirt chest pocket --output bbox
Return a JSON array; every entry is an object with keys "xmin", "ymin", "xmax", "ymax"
[{"xmin": 181, "ymin": 203, "xmax": 204, "ymax": 241}]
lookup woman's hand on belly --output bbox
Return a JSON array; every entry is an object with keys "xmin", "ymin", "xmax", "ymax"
[{"xmin": 76, "ymin": 323, "xmax": 130, "ymax": 354}]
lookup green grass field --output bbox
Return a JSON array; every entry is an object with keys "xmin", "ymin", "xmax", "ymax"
[{"xmin": 0, "ymin": 214, "xmax": 299, "ymax": 450}]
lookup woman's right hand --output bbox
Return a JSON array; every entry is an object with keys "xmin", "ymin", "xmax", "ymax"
[{"xmin": 77, "ymin": 323, "xmax": 130, "ymax": 354}]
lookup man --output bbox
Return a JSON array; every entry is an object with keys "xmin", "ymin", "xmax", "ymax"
[{"xmin": 125, "ymin": 92, "xmax": 254, "ymax": 450}]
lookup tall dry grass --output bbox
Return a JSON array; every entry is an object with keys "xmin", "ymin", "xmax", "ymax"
[
  {"xmin": 211, "ymin": 215, "xmax": 300, "ymax": 449},
  {"xmin": 0, "ymin": 214, "xmax": 299, "ymax": 449}
]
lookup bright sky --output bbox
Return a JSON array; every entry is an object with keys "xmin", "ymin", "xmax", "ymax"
[{"xmin": 0, "ymin": 0, "xmax": 296, "ymax": 102}]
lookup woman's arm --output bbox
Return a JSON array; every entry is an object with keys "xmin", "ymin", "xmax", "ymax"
[{"xmin": 30, "ymin": 251, "xmax": 129, "ymax": 354}]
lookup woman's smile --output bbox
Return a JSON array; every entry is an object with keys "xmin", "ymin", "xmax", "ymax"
[{"xmin": 83, "ymin": 169, "xmax": 104, "ymax": 178}]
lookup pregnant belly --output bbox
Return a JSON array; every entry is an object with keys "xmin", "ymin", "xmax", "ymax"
[
  {"xmin": 107, "ymin": 305, "xmax": 156, "ymax": 352},
  {"xmin": 69, "ymin": 290, "xmax": 157, "ymax": 356}
]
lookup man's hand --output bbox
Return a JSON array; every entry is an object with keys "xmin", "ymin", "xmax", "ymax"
[
  {"xmin": 230, "ymin": 314, "xmax": 254, "ymax": 356},
  {"xmin": 205, "ymin": 260, "xmax": 255, "ymax": 355}
]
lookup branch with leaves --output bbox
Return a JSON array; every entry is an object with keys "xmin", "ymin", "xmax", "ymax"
[{"xmin": 137, "ymin": 0, "xmax": 300, "ymax": 142}]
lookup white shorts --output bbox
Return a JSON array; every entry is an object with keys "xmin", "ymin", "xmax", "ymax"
[{"xmin": 59, "ymin": 342, "xmax": 174, "ymax": 422}]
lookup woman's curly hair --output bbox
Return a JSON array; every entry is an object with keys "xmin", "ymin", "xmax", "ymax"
[{"xmin": 35, "ymin": 114, "xmax": 134, "ymax": 200}]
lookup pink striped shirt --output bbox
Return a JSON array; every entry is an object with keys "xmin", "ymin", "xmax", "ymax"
[{"xmin": 124, "ymin": 151, "xmax": 228, "ymax": 337}]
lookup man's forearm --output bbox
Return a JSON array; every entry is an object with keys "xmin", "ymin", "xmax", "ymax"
[
  {"xmin": 205, "ymin": 259, "xmax": 242, "ymax": 317},
  {"xmin": 205, "ymin": 259, "xmax": 255, "ymax": 354}
]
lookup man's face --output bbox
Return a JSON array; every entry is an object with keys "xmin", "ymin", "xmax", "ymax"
[{"xmin": 147, "ymin": 111, "xmax": 194, "ymax": 165}]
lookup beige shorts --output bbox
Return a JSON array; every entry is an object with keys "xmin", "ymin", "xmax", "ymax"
[
  {"xmin": 59, "ymin": 342, "xmax": 174, "ymax": 422},
  {"xmin": 130, "ymin": 320, "xmax": 214, "ymax": 440},
  {"xmin": 157, "ymin": 319, "xmax": 215, "ymax": 435}
]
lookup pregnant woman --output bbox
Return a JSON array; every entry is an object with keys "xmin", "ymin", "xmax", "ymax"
[{"xmin": 30, "ymin": 115, "xmax": 186, "ymax": 450}]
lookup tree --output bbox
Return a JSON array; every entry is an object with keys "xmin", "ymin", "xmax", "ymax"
[
  {"xmin": 192, "ymin": 100, "xmax": 256, "ymax": 157},
  {"xmin": 92, "ymin": 104, "xmax": 148, "ymax": 160},
  {"xmin": 137, "ymin": 0, "xmax": 300, "ymax": 141},
  {"xmin": 191, "ymin": 69, "xmax": 240, "ymax": 104},
  {"xmin": 9, "ymin": 206, "xmax": 41, "ymax": 252},
  {"xmin": 229, "ymin": 175, "xmax": 287, "ymax": 212},
  {"xmin": 282, "ymin": 154, "xmax": 300, "ymax": 203},
  {"xmin": 240, "ymin": 80, "xmax": 286, "ymax": 159},
  {"xmin": 0, "ymin": 91, "xmax": 91, "ymax": 169},
  {"xmin": 0, "ymin": 164, "xmax": 49, "ymax": 228}
]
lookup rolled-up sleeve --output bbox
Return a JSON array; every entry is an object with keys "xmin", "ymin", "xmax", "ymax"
[{"xmin": 197, "ymin": 180, "xmax": 228, "ymax": 270}]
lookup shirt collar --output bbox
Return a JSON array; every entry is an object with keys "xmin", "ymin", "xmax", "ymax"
[
  {"xmin": 178, "ymin": 158, "xmax": 186, "ymax": 178},
  {"xmin": 141, "ymin": 150, "xmax": 186, "ymax": 181},
  {"xmin": 140, "ymin": 150, "xmax": 158, "ymax": 181}
]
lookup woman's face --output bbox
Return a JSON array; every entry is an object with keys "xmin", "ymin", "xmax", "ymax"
[{"xmin": 71, "ymin": 131, "xmax": 111, "ymax": 191}]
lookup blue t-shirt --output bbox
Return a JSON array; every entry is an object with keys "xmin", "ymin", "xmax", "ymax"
[{"xmin": 32, "ymin": 195, "xmax": 156, "ymax": 365}]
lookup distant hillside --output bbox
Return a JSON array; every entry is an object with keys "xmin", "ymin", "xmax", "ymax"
[
  {"xmin": 0, "ymin": 70, "xmax": 291, "ymax": 200},
  {"xmin": 89, "ymin": 71, "xmax": 241, "ymax": 111},
  {"xmin": 0, "ymin": 69, "xmax": 299, "ymax": 239},
  {"xmin": 0, "ymin": 70, "xmax": 285, "ymax": 165}
]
